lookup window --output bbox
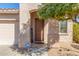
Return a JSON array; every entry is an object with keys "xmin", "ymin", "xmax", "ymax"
[
  {"xmin": 59, "ymin": 21, "xmax": 67, "ymax": 33},
  {"xmin": 75, "ymin": 15, "xmax": 79, "ymax": 22}
]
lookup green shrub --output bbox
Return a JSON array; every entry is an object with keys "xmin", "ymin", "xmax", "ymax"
[{"xmin": 73, "ymin": 23, "xmax": 79, "ymax": 43}]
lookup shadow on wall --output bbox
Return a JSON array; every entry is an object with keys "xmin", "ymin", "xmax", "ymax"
[
  {"xmin": 47, "ymin": 20, "xmax": 59, "ymax": 48},
  {"xmin": 10, "ymin": 18, "xmax": 20, "ymax": 49},
  {"xmin": 18, "ymin": 20, "xmax": 31, "ymax": 49},
  {"xmin": 14, "ymin": 21, "xmax": 20, "ymax": 46}
]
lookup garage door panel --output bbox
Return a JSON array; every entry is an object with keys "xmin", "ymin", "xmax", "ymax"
[{"xmin": 0, "ymin": 24, "xmax": 15, "ymax": 45}]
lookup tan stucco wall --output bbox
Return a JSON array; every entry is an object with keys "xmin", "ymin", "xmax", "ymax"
[
  {"xmin": 20, "ymin": 3, "xmax": 39, "ymax": 30},
  {"xmin": 19, "ymin": 3, "xmax": 40, "ymax": 48},
  {"xmin": 59, "ymin": 20, "xmax": 73, "ymax": 43}
]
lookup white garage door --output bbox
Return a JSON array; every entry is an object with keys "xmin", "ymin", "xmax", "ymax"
[{"xmin": 0, "ymin": 24, "xmax": 15, "ymax": 45}]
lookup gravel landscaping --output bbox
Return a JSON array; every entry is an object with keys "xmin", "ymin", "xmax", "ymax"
[{"xmin": 48, "ymin": 42, "xmax": 79, "ymax": 56}]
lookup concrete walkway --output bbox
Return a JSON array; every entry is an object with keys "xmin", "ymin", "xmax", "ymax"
[{"xmin": 0, "ymin": 45, "xmax": 47, "ymax": 56}]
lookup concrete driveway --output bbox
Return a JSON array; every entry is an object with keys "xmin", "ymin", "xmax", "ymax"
[{"xmin": 0, "ymin": 45, "xmax": 24, "ymax": 56}]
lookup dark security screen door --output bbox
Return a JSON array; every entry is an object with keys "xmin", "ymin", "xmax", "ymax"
[{"xmin": 35, "ymin": 18, "xmax": 44, "ymax": 44}]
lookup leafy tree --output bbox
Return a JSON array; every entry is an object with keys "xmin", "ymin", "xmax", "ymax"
[
  {"xmin": 37, "ymin": 3, "xmax": 79, "ymax": 20},
  {"xmin": 37, "ymin": 3, "xmax": 79, "ymax": 47},
  {"xmin": 73, "ymin": 23, "xmax": 79, "ymax": 43}
]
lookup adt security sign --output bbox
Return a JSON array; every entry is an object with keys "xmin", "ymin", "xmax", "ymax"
[{"xmin": 24, "ymin": 42, "xmax": 30, "ymax": 49}]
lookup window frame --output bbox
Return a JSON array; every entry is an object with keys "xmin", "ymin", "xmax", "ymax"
[{"xmin": 59, "ymin": 20, "xmax": 68, "ymax": 35}]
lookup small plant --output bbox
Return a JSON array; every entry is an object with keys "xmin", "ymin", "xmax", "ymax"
[
  {"xmin": 73, "ymin": 22, "xmax": 79, "ymax": 43},
  {"xmin": 59, "ymin": 49, "xmax": 62, "ymax": 51}
]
